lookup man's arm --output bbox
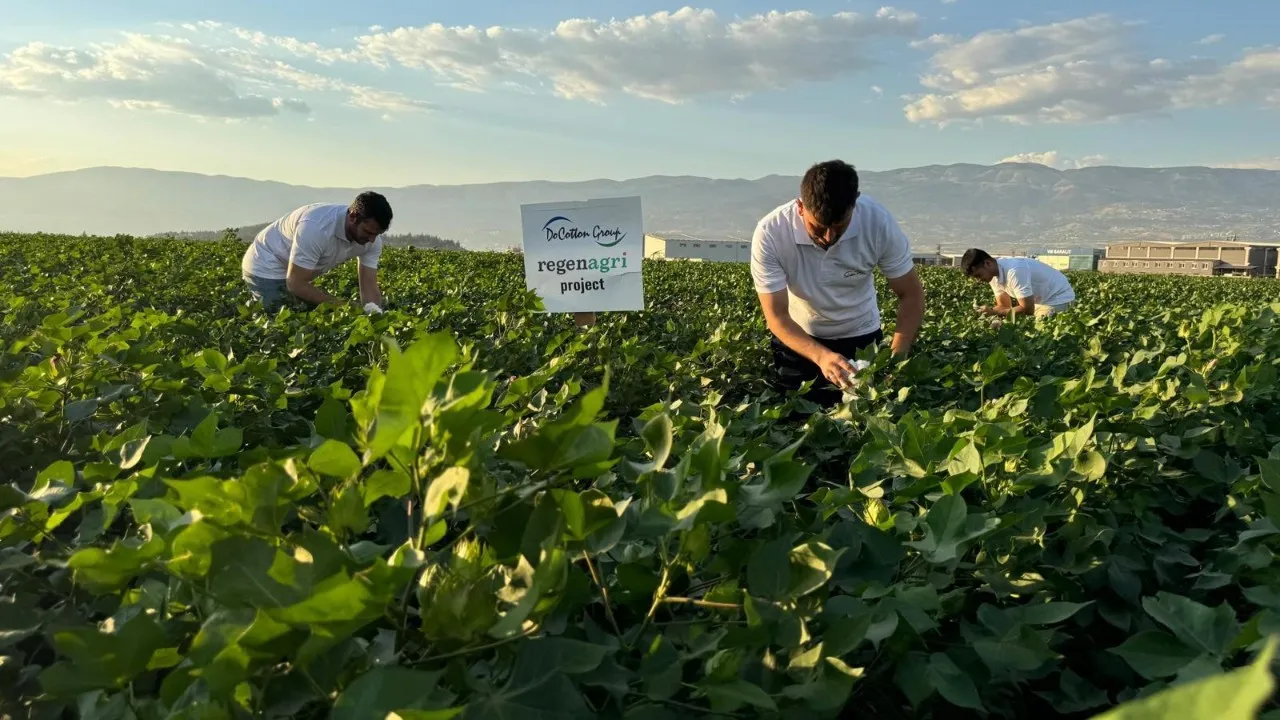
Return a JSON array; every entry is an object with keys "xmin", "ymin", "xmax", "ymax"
[
  {"xmin": 980, "ymin": 292, "xmax": 1014, "ymax": 316},
  {"xmin": 990, "ymin": 269, "xmax": 1034, "ymax": 316},
  {"xmin": 758, "ymin": 290, "xmax": 857, "ymax": 388},
  {"xmin": 997, "ymin": 295, "xmax": 1035, "ymax": 316},
  {"xmin": 286, "ymin": 263, "xmax": 345, "ymax": 305},
  {"xmin": 285, "ymin": 220, "xmax": 346, "ymax": 305},
  {"xmin": 358, "ymin": 263, "xmax": 382, "ymax": 306},
  {"xmin": 886, "ymin": 268, "xmax": 925, "ymax": 356}
]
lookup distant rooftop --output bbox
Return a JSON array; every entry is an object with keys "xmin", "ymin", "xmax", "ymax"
[{"xmin": 1109, "ymin": 239, "xmax": 1280, "ymax": 248}]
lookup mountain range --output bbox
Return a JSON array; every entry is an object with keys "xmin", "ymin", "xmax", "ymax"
[{"xmin": 2, "ymin": 164, "xmax": 1277, "ymax": 252}]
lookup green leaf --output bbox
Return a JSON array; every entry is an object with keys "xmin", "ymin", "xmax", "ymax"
[
  {"xmin": 66, "ymin": 535, "xmax": 165, "ymax": 592},
  {"xmin": 119, "ymin": 436, "xmax": 152, "ymax": 470},
  {"xmin": 39, "ymin": 613, "xmax": 168, "ymax": 696},
  {"xmin": 1142, "ymin": 592, "xmax": 1240, "ymax": 656},
  {"xmin": 388, "ymin": 711, "xmax": 465, "ymax": 720},
  {"xmin": 787, "ymin": 541, "xmax": 846, "ymax": 599},
  {"xmin": 928, "ymin": 653, "xmax": 984, "ymax": 710},
  {"xmin": 333, "ymin": 667, "xmax": 445, "ymax": 720},
  {"xmin": 633, "ymin": 412, "xmax": 673, "ymax": 474},
  {"xmin": 1075, "ymin": 450, "xmax": 1108, "ymax": 480},
  {"xmin": 944, "ymin": 440, "xmax": 983, "ymax": 476},
  {"xmin": 368, "ymin": 333, "xmax": 458, "ymax": 461},
  {"xmin": 1111, "ymin": 631, "xmax": 1202, "ymax": 680},
  {"xmin": 1010, "ymin": 601, "xmax": 1093, "ymax": 626},
  {"xmin": 424, "ymin": 467, "xmax": 469, "ymax": 520},
  {"xmin": 364, "ymin": 469, "xmax": 411, "ymax": 507},
  {"xmin": 747, "ymin": 537, "xmax": 792, "ymax": 600},
  {"xmin": 553, "ymin": 489, "xmax": 586, "ymax": 539},
  {"xmin": 700, "ymin": 679, "xmax": 778, "ymax": 712},
  {"xmin": 35, "ymin": 460, "xmax": 75, "ymax": 489},
  {"xmin": 65, "ymin": 398, "xmax": 99, "ymax": 422},
  {"xmin": 0, "ymin": 594, "xmax": 42, "ymax": 649},
  {"xmin": 187, "ymin": 609, "xmax": 298, "ymax": 695},
  {"xmin": 905, "ymin": 494, "xmax": 1000, "ymax": 563},
  {"xmin": 315, "ymin": 395, "xmax": 350, "ymax": 441},
  {"xmin": 463, "ymin": 639, "xmax": 592, "ymax": 719},
  {"xmin": 309, "ymin": 440, "xmax": 362, "ymax": 478},
  {"xmin": 1095, "ymin": 636, "xmax": 1278, "ymax": 719}
]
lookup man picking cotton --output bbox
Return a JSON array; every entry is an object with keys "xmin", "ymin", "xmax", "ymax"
[
  {"xmin": 241, "ymin": 191, "xmax": 392, "ymax": 313},
  {"xmin": 960, "ymin": 248, "xmax": 1075, "ymax": 318},
  {"xmin": 750, "ymin": 159, "xmax": 926, "ymax": 406}
]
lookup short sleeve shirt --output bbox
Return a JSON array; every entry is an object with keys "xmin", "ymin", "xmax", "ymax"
[
  {"xmin": 990, "ymin": 257, "xmax": 1075, "ymax": 307},
  {"xmin": 749, "ymin": 195, "xmax": 914, "ymax": 339},
  {"xmin": 241, "ymin": 203, "xmax": 383, "ymax": 280}
]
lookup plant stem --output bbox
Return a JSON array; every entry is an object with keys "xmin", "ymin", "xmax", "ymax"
[
  {"xmin": 418, "ymin": 625, "xmax": 538, "ymax": 664},
  {"xmin": 660, "ymin": 596, "xmax": 741, "ymax": 610},
  {"xmin": 582, "ymin": 551, "xmax": 623, "ymax": 637}
]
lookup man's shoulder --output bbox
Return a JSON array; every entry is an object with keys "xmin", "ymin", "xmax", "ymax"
[
  {"xmin": 754, "ymin": 200, "xmax": 798, "ymax": 242},
  {"xmin": 854, "ymin": 194, "xmax": 896, "ymax": 227},
  {"xmin": 296, "ymin": 203, "xmax": 347, "ymax": 222},
  {"xmin": 854, "ymin": 194, "xmax": 906, "ymax": 246},
  {"xmin": 757, "ymin": 200, "xmax": 798, "ymax": 229}
]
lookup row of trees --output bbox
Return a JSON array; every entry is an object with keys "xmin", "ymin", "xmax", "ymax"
[{"xmin": 153, "ymin": 225, "xmax": 465, "ymax": 251}]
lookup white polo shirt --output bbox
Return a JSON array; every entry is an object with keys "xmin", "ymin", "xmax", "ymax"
[
  {"xmin": 241, "ymin": 203, "xmax": 383, "ymax": 280},
  {"xmin": 990, "ymin": 257, "xmax": 1075, "ymax": 307},
  {"xmin": 750, "ymin": 195, "xmax": 915, "ymax": 339}
]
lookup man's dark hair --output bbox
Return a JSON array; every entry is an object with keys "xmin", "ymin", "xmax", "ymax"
[
  {"xmin": 960, "ymin": 248, "xmax": 994, "ymax": 275},
  {"xmin": 350, "ymin": 191, "xmax": 393, "ymax": 231},
  {"xmin": 800, "ymin": 160, "xmax": 860, "ymax": 227}
]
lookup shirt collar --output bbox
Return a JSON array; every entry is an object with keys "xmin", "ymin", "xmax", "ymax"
[
  {"xmin": 337, "ymin": 215, "xmax": 350, "ymax": 243},
  {"xmin": 791, "ymin": 199, "xmax": 860, "ymax": 247}
]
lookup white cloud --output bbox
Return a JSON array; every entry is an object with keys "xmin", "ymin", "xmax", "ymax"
[
  {"xmin": 354, "ymin": 7, "xmax": 919, "ymax": 103},
  {"xmin": 999, "ymin": 151, "xmax": 1108, "ymax": 169},
  {"xmin": 1196, "ymin": 33, "xmax": 1225, "ymax": 45},
  {"xmin": 0, "ymin": 29, "xmax": 430, "ymax": 120},
  {"xmin": 904, "ymin": 14, "xmax": 1280, "ymax": 125},
  {"xmin": 0, "ymin": 35, "xmax": 312, "ymax": 119}
]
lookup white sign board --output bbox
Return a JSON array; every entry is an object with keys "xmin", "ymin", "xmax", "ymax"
[{"xmin": 520, "ymin": 196, "xmax": 645, "ymax": 313}]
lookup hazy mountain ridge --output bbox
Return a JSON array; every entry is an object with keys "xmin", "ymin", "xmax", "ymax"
[{"xmin": 2, "ymin": 163, "xmax": 1277, "ymax": 251}]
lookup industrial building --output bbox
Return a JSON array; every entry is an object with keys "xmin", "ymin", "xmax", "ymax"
[
  {"xmin": 1029, "ymin": 248, "xmax": 1105, "ymax": 272},
  {"xmin": 911, "ymin": 248, "xmax": 957, "ymax": 267},
  {"xmin": 644, "ymin": 233, "xmax": 751, "ymax": 262},
  {"xmin": 645, "ymin": 234, "xmax": 964, "ymax": 268},
  {"xmin": 1098, "ymin": 240, "xmax": 1280, "ymax": 277}
]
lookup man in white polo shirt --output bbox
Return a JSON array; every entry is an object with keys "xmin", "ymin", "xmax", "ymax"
[
  {"xmin": 750, "ymin": 159, "xmax": 926, "ymax": 406},
  {"xmin": 959, "ymin": 248, "xmax": 1075, "ymax": 318},
  {"xmin": 240, "ymin": 191, "xmax": 392, "ymax": 313}
]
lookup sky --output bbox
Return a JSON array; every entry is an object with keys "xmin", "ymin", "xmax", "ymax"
[{"xmin": 1, "ymin": 0, "xmax": 1278, "ymax": 187}]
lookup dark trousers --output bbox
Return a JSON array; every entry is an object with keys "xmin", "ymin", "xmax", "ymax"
[{"xmin": 769, "ymin": 328, "xmax": 884, "ymax": 407}]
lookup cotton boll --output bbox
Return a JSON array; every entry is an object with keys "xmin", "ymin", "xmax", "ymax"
[
  {"xmin": 841, "ymin": 358, "xmax": 872, "ymax": 389},
  {"xmin": 364, "ymin": 302, "xmax": 383, "ymax": 315}
]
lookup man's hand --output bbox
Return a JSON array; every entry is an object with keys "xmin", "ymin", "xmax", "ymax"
[
  {"xmin": 817, "ymin": 349, "xmax": 858, "ymax": 389},
  {"xmin": 977, "ymin": 305, "xmax": 997, "ymax": 316}
]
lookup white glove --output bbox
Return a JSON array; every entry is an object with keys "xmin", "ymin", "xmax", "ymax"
[{"xmin": 363, "ymin": 302, "xmax": 383, "ymax": 315}]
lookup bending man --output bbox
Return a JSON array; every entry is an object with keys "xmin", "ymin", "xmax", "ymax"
[
  {"xmin": 241, "ymin": 191, "xmax": 392, "ymax": 313},
  {"xmin": 750, "ymin": 159, "xmax": 926, "ymax": 406},
  {"xmin": 960, "ymin": 248, "xmax": 1075, "ymax": 318}
]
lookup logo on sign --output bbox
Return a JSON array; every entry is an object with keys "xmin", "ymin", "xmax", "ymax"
[{"xmin": 543, "ymin": 216, "xmax": 627, "ymax": 247}]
